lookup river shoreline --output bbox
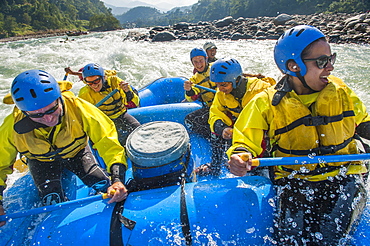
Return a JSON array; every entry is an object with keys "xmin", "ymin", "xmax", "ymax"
[{"xmin": 1, "ymin": 12, "xmax": 369, "ymax": 45}]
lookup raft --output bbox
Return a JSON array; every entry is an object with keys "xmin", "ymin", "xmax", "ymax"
[{"xmin": 0, "ymin": 77, "xmax": 369, "ymax": 246}]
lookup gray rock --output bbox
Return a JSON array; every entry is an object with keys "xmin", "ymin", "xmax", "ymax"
[
  {"xmin": 215, "ymin": 16, "xmax": 234, "ymax": 27},
  {"xmin": 152, "ymin": 31, "xmax": 176, "ymax": 42},
  {"xmin": 174, "ymin": 22, "xmax": 189, "ymax": 30},
  {"xmin": 273, "ymin": 14, "xmax": 293, "ymax": 26}
]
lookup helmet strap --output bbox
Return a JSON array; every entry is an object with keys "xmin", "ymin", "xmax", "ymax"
[{"xmin": 296, "ymin": 71, "xmax": 318, "ymax": 93}]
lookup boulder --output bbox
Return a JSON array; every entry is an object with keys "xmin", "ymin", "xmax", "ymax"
[
  {"xmin": 273, "ymin": 14, "xmax": 293, "ymax": 26},
  {"xmin": 215, "ymin": 16, "xmax": 234, "ymax": 27},
  {"xmin": 152, "ymin": 31, "xmax": 177, "ymax": 42}
]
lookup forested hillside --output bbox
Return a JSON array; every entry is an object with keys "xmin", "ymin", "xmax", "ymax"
[
  {"xmin": 0, "ymin": 0, "xmax": 120, "ymax": 38},
  {"xmin": 1, "ymin": 0, "xmax": 369, "ymax": 38},
  {"xmin": 118, "ymin": 0, "xmax": 370, "ymax": 28}
]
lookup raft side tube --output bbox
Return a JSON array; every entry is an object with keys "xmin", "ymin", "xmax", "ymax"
[{"xmin": 138, "ymin": 77, "xmax": 188, "ymax": 106}]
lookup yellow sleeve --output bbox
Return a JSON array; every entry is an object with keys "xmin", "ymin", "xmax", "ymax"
[
  {"xmin": 209, "ymin": 92, "xmax": 233, "ymax": 132},
  {"xmin": 184, "ymin": 75, "xmax": 201, "ymax": 102},
  {"xmin": 0, "ymin": 113, "xmax": 18, "ymax": 201},
  {"xmin": 129, "ymin": 86, "xmax": 140, "ymax": 107},
  {"xmin": 75, "ymin": 97, "xmax": 127, "ymax": 170},
  {"xmin": 78, "ymin": 86, "xmax": 97, "ymax": 105},
  {"xmin": 226, "ymin": 94, "xmax": 271, "ymax": 158}
]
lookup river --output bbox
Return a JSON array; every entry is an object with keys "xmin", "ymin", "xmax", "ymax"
[
  {"xmin": 0, "ymin": 29, "xmax": 370, "ymax": 244},
  {"xmin": 0, "ymin": 29, "xmax": 369, "ymax": 123}
]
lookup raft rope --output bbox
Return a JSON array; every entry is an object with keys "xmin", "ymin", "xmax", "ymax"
[{"xmin": 180, "ymin": 175, "xmax": 192, "ymax": 246}]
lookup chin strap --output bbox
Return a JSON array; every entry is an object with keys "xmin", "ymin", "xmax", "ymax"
[{"xmin": 296, "ymin": 71, "xmax": 318, "ymax": 93}]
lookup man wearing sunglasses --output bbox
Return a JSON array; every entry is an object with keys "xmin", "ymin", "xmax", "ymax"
[
  {"xmin": 195, "ymin": 58, "xmax": 275, "ymax": 176},
  {"xmin": 79, "ymin": 63, "xmax": 140, "ymax": 145},
  {"xmin": 0, "ymin": 70, "xmax": 129, "ymax": 227},
  {"xmin": 227, "ymin": 25, "xmax": 370, "ymax": 245}
]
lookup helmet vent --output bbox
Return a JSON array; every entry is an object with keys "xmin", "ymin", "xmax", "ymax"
[
  {"xmin": 30, "ymin": 89, "xmax": 37, "ymax": 98},
  {"xmin": 15, "ymin": 97, "xmax": 24, "ymax": 102},
  {"xmin": 289, "ymin": 29, "xmax": 294, "ymax": 36},
  {"xmin": 13, "ymin": 87, "xmax": 19, "ymax": 95},
  {"xmin": 44, "ymin": 88, "xmax": 53, "ymax": 92},
  {"xmin": 296, "ymin": 29, "xmax": 305, "ymax": 37},
  {"xmin": 219, "ymin": 71, "xmax": 226, "ymax": 75},
  {"xmin": 221, "ymin": 65, "xmax": 228, "ymax": 69}
]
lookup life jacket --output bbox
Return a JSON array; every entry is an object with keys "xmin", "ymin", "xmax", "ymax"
[
  {"xmin": 268, "ymin": 76, "xmax": 366, "ymax": 180},
  {"xmin": 79, "ymin": 76, "xmax": 136, "ymax": 119},
  {"xmin": 209, "ymin": 76, "xmax": 275, "ymax": 131},
  {"xmin": 187, "ymin": 65, "xmax": 217, "ymax": 107},
  {"xmin": 13, "ymin": 93, "xmax": 89, "ymax": 161}
]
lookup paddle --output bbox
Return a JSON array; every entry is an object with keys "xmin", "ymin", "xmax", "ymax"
[
  {"xmin": 0, "ymin": 192, "xmax": 113, "ymax": 221},
  {"xmin": 95, "ymin": 89, "xmax": 118, "ymax": 107},
  {"xmin": 194, "ymin": 84, "xmax": 216, "ymax": 93},
  {"xmin": 249, "ymin": 153, "xmax": 370, "ymax": 167},
  {"xmin": 63, "ymin": 73, "xmax": 68, "ymax": 81}
]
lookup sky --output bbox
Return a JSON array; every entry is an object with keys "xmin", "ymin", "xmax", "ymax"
[{"xmin": 101, "ymin": 0, "xmax": 198, "ymax": 8}]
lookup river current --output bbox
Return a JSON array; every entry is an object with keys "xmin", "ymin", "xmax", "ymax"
[
  {"xmin": 0, "ymin": 29, "xmax": 369, "ymax": 123},
  {"xmin": 0, "ymin": 29, "xmax": 369, "ymax": 244}
]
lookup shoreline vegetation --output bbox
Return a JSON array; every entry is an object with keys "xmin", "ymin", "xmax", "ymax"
[{"xmin": 1, "ymin": 12, "xmax": 369, "ymax": 45}]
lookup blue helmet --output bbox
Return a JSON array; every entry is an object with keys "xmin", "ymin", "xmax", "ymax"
[
  {"xmin": 210, "ymin": 58, "xmax": 242, "ymax": 88},
  {"xmin": 82, "ymin": 63, "xmax": 105, "ymax": 79},
  {"xmin": 11, "ymin": 69, "xmax": 61, "ymax": 111},
  {"xmin": 274, "ymin": 25, "xmax": 325, "ymax": 77},
  {"xmin": 190, "ymin": 48, "xmax": 207, "ymax": 61}
]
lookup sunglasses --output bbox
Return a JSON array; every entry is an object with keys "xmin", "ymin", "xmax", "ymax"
[
  {"xmin": 303, "ymin": 53, "xmax": 336, "ymax": 69},
  {"xmin": 84, "ymin": 77, "xmax": 102, "ymax": 85},
  {"xmin": 24, "ymin": 101, "xmax": 59, "ymax": 118},
  {"xmin": 217, "ymin": 82, "xmax": 232, "ymax": 87}
]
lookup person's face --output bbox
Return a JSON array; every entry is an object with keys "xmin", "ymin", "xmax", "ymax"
[
  {"xmin": 25, "ymin": 99, "xmax": 62, "ymax": 127},
  {"xmin": 206, "ymin": 48, "xmax": 217, "ymax": 59},
  {"xmin": 191, "ymin": 56, "xmax": 207, "ymax": 72},
  {"xmin": 302, "ymin": 40, "xmax": 335, "ymax": 92},
  {"xmin": 85, "ymin": 75, "xmax": 103, "ymax": 92},
  {"xmin": 216, "ymin": 82, "xmax": 233, "ymax": 94}
]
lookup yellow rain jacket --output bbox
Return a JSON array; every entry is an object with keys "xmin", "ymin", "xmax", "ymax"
[
  {"xmin": 79, "ymin": 75, "xmax": 140, "ymax": 119},
  {"xmin": 227, "ymin": 76, "xmax": 370, "ymax": 181},
  {"xmin": 209, "ymin": 76, "xmax": 275, "ymax": 132},
  {"xmin": 185, "ymin": 65, "xmax": 217, "ymax": 107},
  {"xmin": 0, "ymin": 87, "xmax": 126, "ymax": 202}
]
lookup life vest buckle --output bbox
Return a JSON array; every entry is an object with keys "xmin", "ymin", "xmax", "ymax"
[{"xmin": 303, "ymin": 115, "xmax": 328, "ymax": 126}]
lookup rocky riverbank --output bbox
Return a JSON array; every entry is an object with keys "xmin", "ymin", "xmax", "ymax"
[{"xmin": 125, "ymin": 12, "xmax": 370, "ymax": 45}]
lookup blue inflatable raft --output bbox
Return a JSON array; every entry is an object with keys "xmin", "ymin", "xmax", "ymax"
[{"xmin": 0, "ymin": 77, "xmax": 369, "ymax": 246}]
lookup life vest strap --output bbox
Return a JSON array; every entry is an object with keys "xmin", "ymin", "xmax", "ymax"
[
  {"xmin": 277, "ymin": 137, "xmax": 353, "ymax": 156},
  {"xmin": 275, "ymin": 110, "xmax": 355, "ymax": 135}
]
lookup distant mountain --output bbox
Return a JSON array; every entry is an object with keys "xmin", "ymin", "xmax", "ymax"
[
  {"xmin": 167, "ymin": 5, "xmax": 193, "ymax": 13},
  {"xmin": 102, "ymin": 0, "xmax": 175, "ymax": 12},
  {"xmin": 105, "ymin": 3, "xmax": 130, "ymax": 16}
]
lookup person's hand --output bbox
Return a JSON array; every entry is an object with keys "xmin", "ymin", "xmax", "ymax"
[
  {"xmin": 228, "ymin": 152, "xmax": 253, "ymax": 176},
  {"xmin": 119, "ymin": 81, "xmax": 130, "ymax": 92},
  {"xmin": 0, "ymin": 205, "xmax": 6, "ymax": 227},
  {"xmin": 64, "ymin": 67, "xmax": 73, "ymax": 74},
  {"xmin": 222, "ymin": 127, "xmax": 233, "ymax": 140},
  {"xmin": 184, "ymin": 80, "xmax": 193, "ymax": 91},
  {"xmin": 107, "ymin": 181, "xmax": 128, "ymax": 204}
]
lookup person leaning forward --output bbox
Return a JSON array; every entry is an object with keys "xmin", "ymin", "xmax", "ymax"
[
  {"xmin": 195, "ymin": 58, "xmax": 275, "ymax": 176},
  {"xmin": 227, "ymin": 25, "xmax": 370, "ymax": 245},
  {"xmin": 0, "ymin": 70, "xmax": 128, "ymax": 227}
]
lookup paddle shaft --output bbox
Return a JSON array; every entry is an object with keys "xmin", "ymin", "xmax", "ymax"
[
  {"xmin": 194, "ymin": 84, "xmax": 216, "ymax": 93},
  {"xmin": 95, "ymin": 89, "xmax": 119, "ymax": 107},
  {"xmin": 249, "ymin": 153, "xmax": 370, "ymax": 167},
  {"xmin": 63, "ymin": 73, "xmax": 68, "ymax": 81},
  {"xmin": 0, "ymin": 193, "xmax": 110, "ymax": 221}
]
